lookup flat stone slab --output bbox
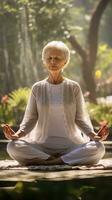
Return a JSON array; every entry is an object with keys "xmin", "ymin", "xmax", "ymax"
[
  {"xmin": 0, "ymin": 159, "xmax": 112, "ymax": 182},
  {"xmin": 0, "ymin": 158, "xmax": 112, "ymax": 170}
]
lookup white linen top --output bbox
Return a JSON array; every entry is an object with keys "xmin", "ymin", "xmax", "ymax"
[
  {"xmin": 44, "ymin": 82, "xmax": 75, "ymax": 149},
  {"xmin": 19, "ymin": 78, "xmax": 94, "ymax": 147}
]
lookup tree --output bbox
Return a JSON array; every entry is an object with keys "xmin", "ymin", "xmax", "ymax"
[
  {"xmin": 100, "ymin": 1, "xmax": 112, "ymax": 47},
  {"xmin": 0, "ymin": 0, "xmax": 70, "ymax": 94},
  {"xmin": 0, "ymin": 0, "xmax": 111, "ymax": 99},
  {"xmin": 67, "ymin": 0, "xmax": 111, "ymax": 103},
  {"xmin": 0, "ymin": 0, "xmax": 19, "ymax": 94}
]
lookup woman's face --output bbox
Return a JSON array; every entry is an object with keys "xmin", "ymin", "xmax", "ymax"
[{"xmin": 43, "ymin": 48, "xmax": 67, "ymax": 72}]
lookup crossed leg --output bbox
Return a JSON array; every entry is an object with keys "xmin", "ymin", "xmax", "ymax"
[{"xmin": 7, "ymin": 140, "xmax": 105, "ymax": 166}]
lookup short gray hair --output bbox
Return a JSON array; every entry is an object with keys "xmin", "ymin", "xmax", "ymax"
[{"xmin": 42, "ymin": 41, "xmax": 70, "ymax": 67}]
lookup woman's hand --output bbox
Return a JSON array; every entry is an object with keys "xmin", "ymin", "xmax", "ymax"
[
  {"xmin": 97, "ymin": 123, "xmax": 109, "ymax": 141},
  {"xmin": 89, "ymin": 124, "xmax": 109, "ymax": 141},
  {"xmin": 2, "ymin": 124, "xmax": 25, "ymax": 140}
]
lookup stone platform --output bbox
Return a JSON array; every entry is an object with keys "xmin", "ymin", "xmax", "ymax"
[
  {"xmin": 0, "ymin": 158, "xmax": 112, "ymax": 182},
  {"xmin": 0, "ymin": 140, "xmax": 112, "ymax": 182}
]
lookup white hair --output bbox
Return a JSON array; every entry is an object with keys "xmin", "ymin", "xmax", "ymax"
[{"xmin": 42, "ymin": 41, "xmax": 70, "ymax": 68}]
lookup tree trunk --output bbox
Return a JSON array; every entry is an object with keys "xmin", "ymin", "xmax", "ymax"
[
  {"xmin": 82, "ymin": 60, "xmax": 97, "ymax": 103},
  {"xmin": 68, "ymin": 0, "xmax": 111, "ymax": 103}
]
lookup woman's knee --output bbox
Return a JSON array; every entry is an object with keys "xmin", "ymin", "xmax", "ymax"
[
  {"xmin": 84, "ymin": 141, "xmax": 105, "ymax": 164},
  {"xmin": 86, "ymin": 141, "xmax": 105, "ymax": 163},
  {"xmin": 95, "ymin": 141, "xmax": 105, "ymax": 159},
  {"xmin": 7, "ymin": 140, "xmax": 28, "ymax": 163},
  {"xmin": 96, "ymin": 141, "xmax": 105, "ymax": 153},
  {"xmin": 7, "ymin": 140, "xmax": 26, "ymax": 158}
]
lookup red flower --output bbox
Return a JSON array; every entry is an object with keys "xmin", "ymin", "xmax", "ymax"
[{"xmin": 1, "ymin": 95, "xmax": 9, "ymax": 104}]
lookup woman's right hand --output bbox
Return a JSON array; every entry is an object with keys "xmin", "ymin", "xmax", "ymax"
[{"xmin": 2, "ymin": 124, "xmax": 20, "ymax": 140}]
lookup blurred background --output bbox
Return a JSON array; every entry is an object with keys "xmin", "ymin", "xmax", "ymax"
[
  {"xmin": 0, "ymin": 0, "xmax": 112, "ymax": 127},
  {"xmin": 0, "ymin": 2, "xmax": 112, "ymax": 199}
]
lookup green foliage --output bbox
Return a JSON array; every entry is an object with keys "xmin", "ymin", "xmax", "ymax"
[
  {"xmin": 8, "ymin": 87, "xmax": 31, "ymax": 125},
  {"xmin": 96, "ymin": 44, "xmax": 112, "ymax": 75},
  {"xmin": 87, "ymin": 102, "xmax": 112, "ymax": 127},
  {"xmin": 0, "ymin": 0, "xmax": 112, "ymax": 98},
  {"xmin": 8, "ymin": 87, "xmax": 30, "ymax": 111},
  {"xmin": 31, "ymin": 0, "xmax": 70, "ymax": 45},
  {"xmin": 94, "ymin": 44, "xmax": 112, "ymax": 96},
  {"xmin": 0, "ymin": 88, "xmax": 30, "ymax": 126},
  {"xmin": 0, "ymin": 1, "xmax": 17, "ymax": 15},
  {"xmin": 100, "ymin": 1, "xmax": 112, "ymax": 47},
  {"xmin": 0, "ymin": 178, "xmax": 112, "ymax": 200},
  {"xmin": 0, "ymin": 181, "xmax": 96, "ymax": 200},
  {"xmin": 69, "ymin": 185, "xmax": 95, "ymax": 200}
]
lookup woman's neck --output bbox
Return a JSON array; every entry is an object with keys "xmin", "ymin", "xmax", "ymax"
[{"xmin": 47, "ymin": 71, "xmax": 64, "ymax": 84}]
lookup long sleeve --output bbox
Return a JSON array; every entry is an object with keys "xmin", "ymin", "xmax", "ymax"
[
  {"xmin": 19, "ymin": 85, "xmax": 38, "ymax": 134},
  {"xmin": 75, "ymin": 84, "xmax": 94, "ymax": 135}
]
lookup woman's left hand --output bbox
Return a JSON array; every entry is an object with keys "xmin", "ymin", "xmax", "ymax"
[
  {"xmin": 89, "ymin": 125, "xmax": 109, "ymax": 141},
  {"xmin": 97, "ymin": 124, "xmax": 109, "ymax": 141}
]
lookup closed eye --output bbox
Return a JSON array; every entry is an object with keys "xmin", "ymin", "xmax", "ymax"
[{"xmin": 47, "ymin": 56, "xmax": 62, "ymax": 61}]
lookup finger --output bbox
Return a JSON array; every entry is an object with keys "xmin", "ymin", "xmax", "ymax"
[
  {"xmin": 101, "ymin": 136, "xmax": 107, "ymax": 141},
  {"xmin": 2, "ymin": 124, "xmax": 10, "ymax": 132},
  {"xmin": 100, "ymin": 131, "xmax": 107, "ymax": 138},
  {"xmin": 2, "ymin": 124, "xmax": 10, "ymax": 128},
  {"xmin": 103, "ymin": 131, "xmax": 109, "ymax": 138},
  {"xmin": 3, "ymin": 127, "xmax": 17, "ymax": 140},
  {"xmin": 94, "ymin": 135, "xmax": 102, "ymax": 141},
  {"xmin": 7, "ymin": 126, "xmax": 15, "ymax": 135},
  {"xmin": 4, "ymin": 124, "xmax": 13, "ymax": 131},
  {"xmin": 100, "ymin": 133, "xmax": 108, "ymax": 141},
  {"xmin": 100, "ymin": 127, "xmax": 109, "ymax": 137},
  {"xmin": 3, "ymin": 126, "xmax": 13, "ymax": 139},
  {"xmin": 4, "ymin": 125, "xmax": 15, "ymax": 135},
  {"xmin": 4, "ymin": 125, "xmax": 17, "ymax": 139},
  {"xmin": 3, "ymin": 128, "xmax": 11, "ymax": 139},
  {"xmin": 101, "ymin": 133, "xmax": 109, "ymax": 141},
  {"xmin": 102, "ymin": 128, "xmax": 109, "ymax": 137},
  {"xmin": 3, "ymin": 126, "xmax": 9, "ymax": 135},
  {"xmin": 12, "ymin": 135, "xmax": 19, "ymax": 140},
  {"xmin": 4, "ymin": 126, "xmax": 12, "ymax": 135}
]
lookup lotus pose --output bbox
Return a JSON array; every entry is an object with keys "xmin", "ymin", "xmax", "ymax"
[{"xmin": 3, "ymin": 41, "xmax": 108, "ymax": 166}]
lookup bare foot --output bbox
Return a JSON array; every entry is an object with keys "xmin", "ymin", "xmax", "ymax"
[
  {"xmin": 20, "ymin": 156, "xmax": 64, "ymax": 166},
  {"xmin": 45, "ymin": 157, "xmax": 64, "ymax": 165}
]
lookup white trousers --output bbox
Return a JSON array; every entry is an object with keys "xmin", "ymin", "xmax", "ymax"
[{"xmin": 7, "ymin": 140, "xmax": 105, "ymax": 165}]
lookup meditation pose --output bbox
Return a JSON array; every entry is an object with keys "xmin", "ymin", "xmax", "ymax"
[{"xmin": 3, "ymin": 41, "xmax": 108, "ymax": 166}]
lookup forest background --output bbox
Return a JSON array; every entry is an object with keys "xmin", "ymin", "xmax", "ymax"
[{"xmin": 0, "ymin": 0, "xmax": 112, "ymax": 127}]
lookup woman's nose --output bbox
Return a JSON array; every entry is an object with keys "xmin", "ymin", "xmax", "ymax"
[{"xmin": 50, "ymin": 58, "xmax": 56, "ymax": 64}]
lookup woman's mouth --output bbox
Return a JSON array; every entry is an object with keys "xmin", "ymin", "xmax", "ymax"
[{"xmin": 50, "ymin": 66, "xmax": 58, "ymax": 69}]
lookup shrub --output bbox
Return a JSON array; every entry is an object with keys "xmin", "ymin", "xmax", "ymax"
[
  {"xmin": 0, "ymin": 88, "xmax": 31, "ymax": 126},
  {"xmin": 87, "ymin": 102, "xmax": 112, "ymax": 127}
]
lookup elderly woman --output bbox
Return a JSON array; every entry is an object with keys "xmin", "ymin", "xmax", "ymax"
[{"xmin": 3, "ymin": 41, "xmax": 108, "ymax": 166}]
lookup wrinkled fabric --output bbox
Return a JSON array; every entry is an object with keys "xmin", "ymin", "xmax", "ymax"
[
  {"xmin": 7, "ymin": 140, "xmax": 105, "ymax": 165},
  {"xmin": 7, "ymin": 78, "xmax": 105, "ymax": 165},
  {"xmin": 19, "ymin": 78, "xmax": 93, "ymax": 145}
]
